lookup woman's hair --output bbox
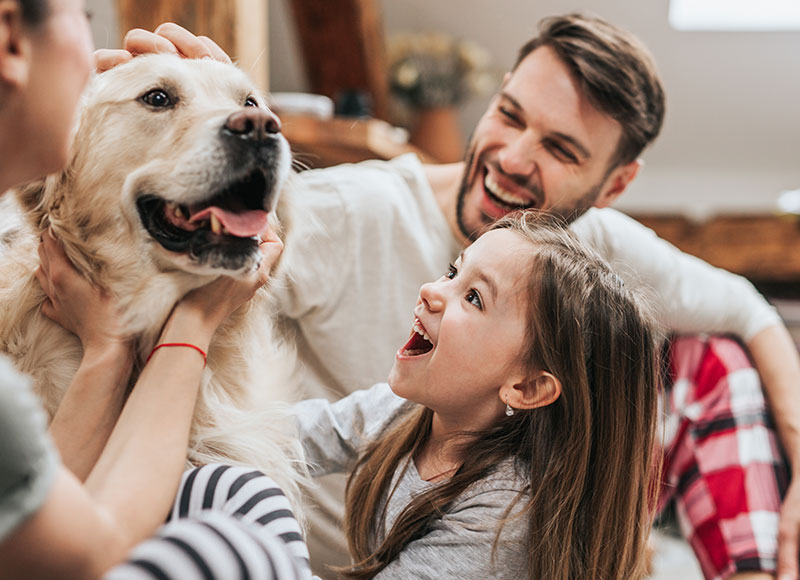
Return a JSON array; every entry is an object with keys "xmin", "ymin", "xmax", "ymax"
[
  {"xmin": 515, "ymin": 13, "xmax": 665, "ymax": 169},
  {"xmin": 341, "ymin": 210, "xmax": 662, "ymax": 580},
  {"xmin": 18, "ymin": 0, "xmax": 49, "ymax": 26}
]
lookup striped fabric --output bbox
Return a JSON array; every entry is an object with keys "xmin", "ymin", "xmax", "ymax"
[
  {"xmin": 660, "ymin": 336, "xmax": 788, "ymax": 580},
  {"xmin": 105, "ymin": 464, "xmax": 312, "ymax": 580}
]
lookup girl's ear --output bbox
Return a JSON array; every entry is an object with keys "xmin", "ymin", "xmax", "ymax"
[
  {"xmin": 0, "ymin": 0, "xmax": 30, "ymax": 88},
  {"xmin": 502, "ymin": 371, "xmax": 562, "ymax": 411}
]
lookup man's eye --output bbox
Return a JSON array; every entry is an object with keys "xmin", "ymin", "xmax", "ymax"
[
  {"xmin": 465, "ymin": 289, "xmax": 483, "ymax": 310},
  {"xmin": 498, "ymin": 105, "xmax": 521, "ymax": 125},
  {"xmin": 546, "ymin": 140, "xmax": 578, "ymax": 163},
  {"xmin": 445, "ymin": 263, "xmax": 457, "ymax": 279},
  {"xmin": 140, "ymin": 89, "xmax": 174, "ymax": 108},
  {"xmin": 245, "ymin": 96, "xmax": 259, "ymax": 108}
]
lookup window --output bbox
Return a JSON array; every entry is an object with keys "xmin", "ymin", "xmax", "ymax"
[{"xmin": 669, "ymin": 0, "xmax": 800, "ymax": 31}]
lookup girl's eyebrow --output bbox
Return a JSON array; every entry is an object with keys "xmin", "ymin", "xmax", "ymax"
[{"xmin": 460, "ymin": 248, "xmax": 498, "ymax": 303}]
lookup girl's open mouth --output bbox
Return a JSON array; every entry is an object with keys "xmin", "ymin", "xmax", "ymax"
[{"xmin": 400, "ymin": 318, "xmax": 434, "ymax": 357}]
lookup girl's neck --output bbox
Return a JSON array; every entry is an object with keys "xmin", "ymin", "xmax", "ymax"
[{"xmin": 414, "ymin": 412, "xmax": 472, "ymax": 482}]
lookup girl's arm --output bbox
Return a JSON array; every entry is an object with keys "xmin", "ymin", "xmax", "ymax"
[{"xmin": 293, "ymin": 383, "xmax": 411, "ymax": 477}]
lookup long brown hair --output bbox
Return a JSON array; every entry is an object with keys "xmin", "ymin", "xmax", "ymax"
[{"xmin": 340, "ymin": 211, "xmax": 661, "ymax": 580}]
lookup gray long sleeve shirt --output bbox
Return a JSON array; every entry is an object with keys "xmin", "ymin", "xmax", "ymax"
[
  {"xmin": 0, "ymin": 355, "xmax": 58, "ymax": 541},
  {"xmin": 294, "ymin": 383, "xmax": 530, "ymax": 579}
]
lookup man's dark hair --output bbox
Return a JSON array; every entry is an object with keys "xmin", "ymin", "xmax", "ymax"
[
  {"xmin": 515, "ymin": 13, "xmax": 666, "ymax": 168},
  {"xmin": 19, "ymin": 0, "xmax": 49, "ymax": 26}
]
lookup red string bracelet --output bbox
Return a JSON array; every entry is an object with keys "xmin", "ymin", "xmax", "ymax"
[{"xmin": 145, "ymin": 342, "xmax": 207, "ymax": 366}]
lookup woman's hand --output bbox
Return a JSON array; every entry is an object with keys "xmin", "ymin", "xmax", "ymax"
[
  {"xmin": 173, "ymin": 224, "xmax": 284, "ymax": 334},
  {"xmin": 94, "ymin": 22, "xmax": 231, "ymax": 73},
  {"xmin": 35, "ymin": 229, "xmax": 129, "ymax": 353}
]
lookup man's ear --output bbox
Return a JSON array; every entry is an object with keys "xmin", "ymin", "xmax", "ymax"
[
  {"xmin": 0, "ymin": 0, "xmax": 30, "ymax": 88},
  {"xmin": 594, "ymin": 159, "xmax": 641, "ymax": 209},
  {"xmin": 501, "ymin": 370, "xmax": 562, "ymax": 411}
]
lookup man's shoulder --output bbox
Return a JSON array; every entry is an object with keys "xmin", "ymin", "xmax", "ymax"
[
  {"xmin": 290, "ymin": 153, "xmax": 446, "ymax": 235},
  {"xmin": 296, "ymin": 153, "xmax": 427, "ymax": 199},
  {"xmin": 570, "ymin": 207, "xmax": 657, "ymax": 249}
]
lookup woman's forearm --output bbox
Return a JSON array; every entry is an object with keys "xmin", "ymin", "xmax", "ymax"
[
  {"xmin": 83, "ymin": 304, "xmax": 217, "ymax": 545},
  {"xmin": 48, "ymin": 342, "xmax": 134, "ymax": 481}
]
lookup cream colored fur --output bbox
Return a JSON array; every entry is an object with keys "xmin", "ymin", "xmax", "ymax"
[{"xmin": 0, "ymin": 55, "xmax": 307, "ymax": 513}]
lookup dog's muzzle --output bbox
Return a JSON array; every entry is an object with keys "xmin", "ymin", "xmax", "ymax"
[{"xmin": 136, "ymin": 107, "xmax": 289, "ymax": 272}]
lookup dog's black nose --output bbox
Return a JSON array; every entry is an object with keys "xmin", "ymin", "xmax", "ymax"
[{"xmin": 222, "ymin": 108, "xmax": 282, "ymax": 141}]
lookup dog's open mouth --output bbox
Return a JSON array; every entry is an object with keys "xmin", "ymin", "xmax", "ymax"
[{"xmin": 136, "ymin": 169, "xmax": 273, "ymax": 269}]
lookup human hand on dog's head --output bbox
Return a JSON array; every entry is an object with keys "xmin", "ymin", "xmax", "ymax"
[
  {"xmin": 35, "ymin": 229, "xmax": 131, "ymax": 355},
  {"xmin": 174, "ymin": 223, "xmax": 284, "ymax": 333},
  {"xmin": 95, "ymin": 22, "xmax": 231, "ymax": 73}
]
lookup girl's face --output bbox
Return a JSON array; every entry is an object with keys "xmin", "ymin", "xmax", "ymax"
[
  {"xmin": 20, "ymin": 0, "xmax": 93, "ymax": 179},
  {"xmin": 389, "ymin": 229, "xmax": 532, "ymax": 431}
]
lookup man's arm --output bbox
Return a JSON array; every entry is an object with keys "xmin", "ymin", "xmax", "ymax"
[
  {"xmin": 748, "ymin": 325, "xmax": 800, "ymax": 579},
  {"xmin": 573, "ymin": 207, "xmax": 800, "ymax": 578}
]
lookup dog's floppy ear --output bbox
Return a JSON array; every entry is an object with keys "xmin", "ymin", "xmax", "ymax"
[
  {"xmin": 12, "ymin": 178, "xmax": 47, "ymax": 230},
  {"xmin": 14, "ymin": 178, "xmax": 45, "ymax": 211},
  {"xmin": 11, "ymin": 172, "xmax": 64, "ymax": 233}
]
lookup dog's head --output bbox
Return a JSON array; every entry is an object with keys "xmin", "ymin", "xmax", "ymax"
[{"xmin": 25, "ymin": 54, "xmax": 291, "ymax": 278}]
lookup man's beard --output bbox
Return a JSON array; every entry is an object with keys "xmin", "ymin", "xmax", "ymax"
[{"xmin": 455, "ymin": 145, "xmax": 603, "ymax": 240}]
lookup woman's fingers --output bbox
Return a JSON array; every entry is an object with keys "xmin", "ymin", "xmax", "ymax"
[
  {"xmin": 258, "ymin": 225, "xmax": 284, "ymax": 278},
  {"xmin": 39, "ymin": 297, "xmax": 60, "ymax": 326},
  {"xmin": 34, "ymin": 263, "xmax": 63, "ymax": 327},
  {"xmin": 198, "ymin": 36, "xmax": 232, "ymax": 63},
  {"xmin": 33, "ymin": 264, "xmax": 50, "ymax": 296},
  {"xmin": 98, "ymin": 24, "xmax": 232, "ymax": 74},
  {"xmin": 123, "ymin": 28, "xmax": 180, "ymax": 56},
  {"xmin": 94, "ymin": 49, "xmax": 134, "ymax": 73},
  {"xmin": 37, "ymin": 236, "xmax": 50, "ymax": 276},
  {"xmin": 154, "ymin": 23, "xmax": 223, "ymax": 60}
]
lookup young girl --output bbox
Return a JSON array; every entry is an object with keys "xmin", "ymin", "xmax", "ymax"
[{"xmin": 296, "ymin": 210, "xmax": 661, "ymax": 580}]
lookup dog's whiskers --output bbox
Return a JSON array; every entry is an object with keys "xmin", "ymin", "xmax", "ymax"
[{"xmin": 290, "ymin": 154, "xmax": 313, "ymax": 173}]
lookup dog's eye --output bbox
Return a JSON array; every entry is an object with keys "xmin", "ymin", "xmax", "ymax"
[
  {"xmin": 244, "ymin": 96, "xmax": 259, "ymax": 108},
  {"xmin": 140, "ymin": 89, "xmax": 174, "ymax": 108}
]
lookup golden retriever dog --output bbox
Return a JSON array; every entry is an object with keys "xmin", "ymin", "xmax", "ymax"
[{"xmin": 0, "ymin": 54, "xmax": 306, "ymax": 511}]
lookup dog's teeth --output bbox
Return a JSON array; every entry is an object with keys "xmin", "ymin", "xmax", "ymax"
[
  {"xmin": 210, "ymin": 213, "xmax": 222, "ymax": 234},
  {"xmin": 174, "ymin": 206, "xmax": 184, "ymax": 219}
]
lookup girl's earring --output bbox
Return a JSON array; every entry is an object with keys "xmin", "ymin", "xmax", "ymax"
[{"xmin": 505, "ymin": 396, "xmax": 515, "ymax": 417}]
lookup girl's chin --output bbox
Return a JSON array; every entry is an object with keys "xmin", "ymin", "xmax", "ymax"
[{"xmin": 387, "ymin": 373, "xmax": 413, "ymax": 401}]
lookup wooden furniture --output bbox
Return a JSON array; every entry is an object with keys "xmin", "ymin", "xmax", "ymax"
[
  {"xmin": 279, "ymin": 113, "xmax": 432, "ymax": 168},
  {"xmin": 286, "ymin": 0, "xmax": 389, "ymax": 121},
  {"xmin": 117, "ymin": 0, "xmax": 269, "ymax": 91},
  {"xmin": 630, "ymin": 213, "xmax": 800, "ymax": 286}
]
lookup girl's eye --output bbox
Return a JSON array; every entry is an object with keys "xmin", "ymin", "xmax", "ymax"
[
  {"xmin": 245, "ymin": 96, "xmax": 259, "ymax": 108},
  {"xmin": 140, "ymin": 89, "xmax": 174, "ymax": 108},
  {"xmin": 465, "ymin": 289, "xmax": 483, "ymax": 310},
  {"xmin": 445, "ymin": 264, "xmax": 457, "ymax": 279}
]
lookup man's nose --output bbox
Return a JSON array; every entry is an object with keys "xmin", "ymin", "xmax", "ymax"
[{"xmin": 497, "ymin": 132, "xmax": 537, "ymax": 177}]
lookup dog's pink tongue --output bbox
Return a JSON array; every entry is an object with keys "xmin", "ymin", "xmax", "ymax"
[{"xmin": 189, "ymin": 207, "xmax": 268, "ymax": 237}]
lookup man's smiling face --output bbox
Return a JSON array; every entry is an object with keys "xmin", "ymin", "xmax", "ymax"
[{"xmin": 455, "ymin": 45, "xmax": 638, "ymax": 238}]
